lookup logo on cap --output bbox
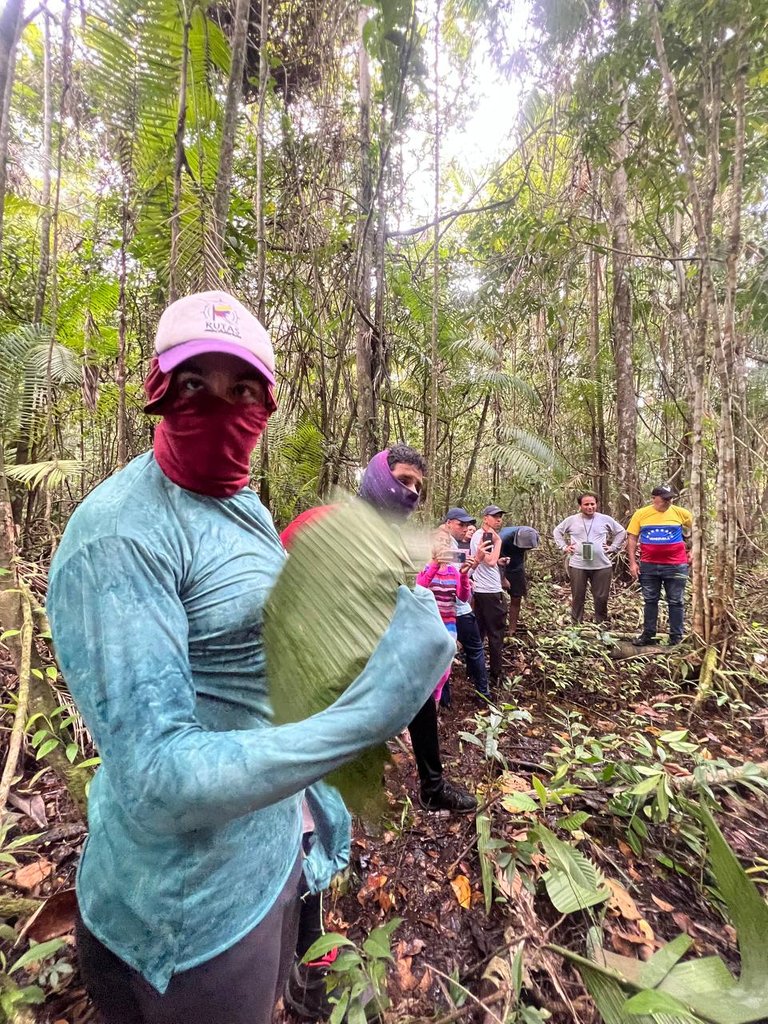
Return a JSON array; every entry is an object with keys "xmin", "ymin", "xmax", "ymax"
[{"xmin": 204, "ymin": 300, "xmax": 242, "ymax": 339}]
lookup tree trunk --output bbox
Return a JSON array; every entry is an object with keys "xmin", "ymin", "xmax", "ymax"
[
  {"xmin": 211, "ymin": 0, "xmax": 250, "ymax": 276},
  {"xmin": 0, "ymin": 0, "xmax": 23, "ymax": 263},
  {"xmin": 609, "ymin": 87, "xmax": 637, "ymax": 519},
  {"xmin": 254, "ymin": 0, "xmax": 270, "ymax": 320},
  {"xmin": 169, "ymin": 14, "xmax": 191, "ymax": 303},
  {"xmin": 355, "ymin": 9, "xmax": 376, "ymax": 464},
  {"xmin": 33, "ymin": 11, "xmax": 53, "ymax": 323},
  {"xmin": 427, "ymin": 1, "xmax": 440, "ymax": 514}
]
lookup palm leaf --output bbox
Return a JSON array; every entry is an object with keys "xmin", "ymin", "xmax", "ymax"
[
  {"xmin": 264, "ymin": 499, "xmax": 413, "ymax": 819},
  {"xmin": 5, "ymin": 460, "xmax": 84, "ymax": 490}
]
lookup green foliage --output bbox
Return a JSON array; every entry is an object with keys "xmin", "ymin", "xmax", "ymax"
[
  {"xmin": 0, "ymin": 932, "xmax": 69, "ymax": 1023},
  {"xmin": 0, "ymin": 326, "xmax": 81, "ymax": 447},
  {"xmin": 532, "ymin": 823, "xmax": 610, "ymax": 913},
  {"xmin": 555, "ymin": 804, "xmax": 768, "ymax": 1024},
  {"xmin": 264, "ymin": 500, "xmax": 411, "ymax": 818},
  {"xmin": 303, "ymin": 918, "xmax": 402, "ymax": 1024}
]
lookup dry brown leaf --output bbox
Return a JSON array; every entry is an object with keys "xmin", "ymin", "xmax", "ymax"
[
  {"xmin": 637, "ymin": 918, "xmax": 655, "ymax": 943},
  {"xmin": 651, "ymin": 893, "xmax": 674, "ymax": 912},
  {"xmin": 27, "ymin": 888, "xmax": 77, "ymax": 942},
  {"xmin": 607, "ymin": 879, "xmax": 641, "ymax": 921},
  {"xmin": 617, "ymin": 840, "xmax": 634, "ymax": 858},
  {"xmin": 13, "ymin": 859, "xmax": 53, "ymax": 891},
  {"xmin": 450, "ymin": 874, "xmax": 472, "ymax": 909},
  {"xmin": 610, "ymin": 932, "xmax": 637, "ymax": 957},
  {"xmin": 500, "ymin": 772, "xmax": 531, "ymax": 794},
  {"xmin": 418, "ymin": 966, "xmax": 432, "ymax": 992},
  {"xmin": 395, "ymin": 956, "xmax": 418, "ymax": 992}
]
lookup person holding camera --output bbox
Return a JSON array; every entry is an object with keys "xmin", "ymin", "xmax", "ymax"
[
  {"xmin": 439, "ymin": 508, "xmax": 491, "ymax": 702},
  {"xmin": 469, "ymin": 505, "xmax": 506, "ymax": 689},
  {"xmin": 416, "ymin": 533, "xmax": 472, "ymax": 705},
  {"xmin": 554, "ymin": 493, "xmax": 626, "ymax": 625}
]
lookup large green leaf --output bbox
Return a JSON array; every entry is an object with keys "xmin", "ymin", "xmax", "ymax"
[
  {"xmin": 533, "ymin": 824, "xmax": 610, "ymax": 913},
  {"xmin": 264, "ymin": 499, "xmax": 412, "ymax": 819},
  {"xmin": 554, "ymin": 803, "xmax": 768, "ymax": 1024}
]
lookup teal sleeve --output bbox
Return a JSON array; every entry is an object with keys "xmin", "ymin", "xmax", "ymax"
[
  {"xmin": 48, "ymin": 539, "xmax": 454, "ymax": 836},
  {"xmin": 302, "ymin": 781, "xmax": 351, "ymax": 892}
]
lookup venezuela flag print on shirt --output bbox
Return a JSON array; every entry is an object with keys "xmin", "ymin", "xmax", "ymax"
[{"xmin": 626, "ymin": 504, "xmax": 692, "ymax": 565}]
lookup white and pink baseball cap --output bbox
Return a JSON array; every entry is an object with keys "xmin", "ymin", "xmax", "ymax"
[{"xmin": 155, "ymin": 290, "xmax": 275, "ymax": 388}]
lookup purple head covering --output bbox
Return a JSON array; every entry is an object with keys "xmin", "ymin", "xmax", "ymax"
[{"xmin": 358, "ymin": 450, "xmax": 421, "ymax": 518}]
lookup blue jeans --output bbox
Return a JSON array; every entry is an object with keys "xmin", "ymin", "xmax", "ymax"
[
  {"xmin": 639, "ymin": 563, "xmax": 688, "ymax": 641},
  {"xmin": 456, "ymin": 612, "xmax": 490, "ymax": 695}
]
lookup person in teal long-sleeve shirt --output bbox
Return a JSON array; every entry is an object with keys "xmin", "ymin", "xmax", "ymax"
[{"xmin": 47, "ymin": 290, "xmax": 454, "ymax": 1024}]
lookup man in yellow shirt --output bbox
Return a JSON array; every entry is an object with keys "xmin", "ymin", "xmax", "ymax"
[{"xmin": 626, "ymin": 486, "xmax": 692, "ymax": 646}]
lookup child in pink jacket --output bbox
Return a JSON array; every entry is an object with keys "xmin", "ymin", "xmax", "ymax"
[{"xmin": 416, "ymin": 536, "xmax": 471, "ymax": 705}]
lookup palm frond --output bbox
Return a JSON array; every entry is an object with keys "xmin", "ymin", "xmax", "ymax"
[
  {"xmin": 492, "ymin": 427, "xmax": 566, "ymax": 482},
  {"xmin": 5, "ymin": 459, "xmax": 84, "ymax": 490}
]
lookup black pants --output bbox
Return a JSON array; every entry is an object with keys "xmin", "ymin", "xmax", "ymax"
[
  {"xmin": 456, "ymin": 612, "xmax": 490, "ymax": 694},
  {"xmin": 76, "ymin": 855, "xmax": 303, "ymax": 1024},
  {"xmin": 408, "ymin": 696, "xmax": 443, "ymax": 797},
  {"xmin": 473, "ymin": 591, "xmax": 507, "ymax": 681}
]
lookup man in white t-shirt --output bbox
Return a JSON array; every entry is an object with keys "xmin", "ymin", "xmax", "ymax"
[
  {"xmin": 469, "ymin": 505, "xmax": 506, "ymax": 688},
  {"xmin": 553, "ymin": 492, "xmax": 626, "ymax": 624}
]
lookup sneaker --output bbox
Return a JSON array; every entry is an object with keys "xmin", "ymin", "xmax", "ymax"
[
  {"xmin": 284, "ymin": 959, "xmax": 334, "ymax": 1021},
  {"xmin": 668, "ymin": 636, "xmax": 683, "ymax": 646},
  {"xmin": 632, "ymin": 634, "xmax": 655, "ymax": 646},
  {"xmin": 419, "ymin": 780, "xmax": 477, "ymax": 814}
]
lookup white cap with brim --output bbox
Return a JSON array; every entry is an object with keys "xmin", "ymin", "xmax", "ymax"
[{"xmin": 155, "ymin": 290, "xmax": 275, "ymax": 388}]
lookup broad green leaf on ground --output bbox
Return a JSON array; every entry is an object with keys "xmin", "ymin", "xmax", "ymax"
[
  {"xmin": 476, "ymin": 812, "xmax": 494, "ymax": 914},
  {"xmin": 264, "ymin": 499, "xmax": 413, "ymax": 819},
  {"xmin": 552, "ymin": 803, "xmax": 768, "ymax": 1024},
  {"xmin": 532, "ymin": 824, "xmax": 610, "ymax": 913}
]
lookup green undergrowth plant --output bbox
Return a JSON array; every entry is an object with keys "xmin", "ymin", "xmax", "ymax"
[
  {"xmin": 0, "ymin": 929, "xmax": 68, "ymax": 1023},
  {"xmin": 551, "ymin": 803, "xmax": 768, "ymax": 1024},
  {"xmin": 302, "ymin": 918, "xmax": 401, "ymax": 1024},
  {"xmin": 459, "ymin": 704, "xmax": 533, "ymax": 771}
]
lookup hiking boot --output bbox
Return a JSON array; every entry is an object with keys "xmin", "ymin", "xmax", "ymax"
[
  {"xmin": 632, "ymin": 634, "xmax": 655, "ymax": 646},
  {"xmin": 419, "ymin": 780, "xmax": 477, "ymax": 814},
  {"xmin": 284, "ymin": 959, "xmax": 334, "ymax": 1021}
]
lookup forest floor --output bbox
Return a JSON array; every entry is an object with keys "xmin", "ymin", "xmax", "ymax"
[{"xmin": 4, "ymin": 569, "xmax": 768, "ymax": 1024}]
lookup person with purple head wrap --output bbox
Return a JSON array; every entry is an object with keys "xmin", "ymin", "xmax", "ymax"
[
  {"xmin": 356, "ymin": 446, "xmax": 476, "ymax": 813},
  {"xmin": 357, "ymin": 447, "xmax": 423, "ymax": 517}
]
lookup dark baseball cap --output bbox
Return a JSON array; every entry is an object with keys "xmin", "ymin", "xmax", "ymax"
[
  {"xmin": 444, "ymin": 507, "xmax": 476, "ymax": 524},
  {"xmin": 651, "ymin": 486, "xmax": 676, "ymax": 499},
  {"xmin": 481, "ymin": 505, "xmax": 506, "ymax": 517}
]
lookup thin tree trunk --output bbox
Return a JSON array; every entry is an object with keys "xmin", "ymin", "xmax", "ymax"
[
  {"xmin": 116, "ymin": 198, "xmax": 129, "ymax": 467},
  {"xmin": 427, "ymin": 1, "xmax": 440, "ymax": 512},
  {"xmin": 211, "ymin": 0, "xmax": 250, "ymax": 276},
  {"xmin": 647, "ymin": 0, "xmax": 737, "ymax": 640},
  {"xmin": 254, "ymin": 0, "xmax": 270, "ymax": 320},
  {"xmin": 255, "ymin": 0, "xmax": 271, "ymax": 507},
  {"xmin": 355, "ymin": 9, "xmax": 376, "ymax": 463},
  {"xmin": 33, "ymin": 11, "xmax": 53, "ymax": 322},
  {"xmin": 588, "ymin": 180, "xmax": 609, "ymax": 508},
  {"xmin": 0, "ymin": 0, "xmax": 23, "ymax": 263},
  {"xmin": 169, "ymin": 10, "xmax": 191, "ymax": 303},
  {"xmin": 608, "ymin": 30, "xmax": 637, "ymax": 518}
]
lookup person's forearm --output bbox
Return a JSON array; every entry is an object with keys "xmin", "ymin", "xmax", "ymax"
[
  {"xmin": 627, "ymin": 535, "xmax": 638, "ymax": 564},
  {"xmin": 553, "ymin": 524, "xmax": 568, "ymax": 550},
  {"xmin": 484, "ymin": 537, "xmax": 502, "ymax": 567}
]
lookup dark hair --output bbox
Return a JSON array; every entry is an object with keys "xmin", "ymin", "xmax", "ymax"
[
  {"xmin": 577, "ymin": 492, "xmax": 598, "ymax": 505},
  {"xmin": 386, "ymin": 444, "xmax": 427, "ymax": 474}
]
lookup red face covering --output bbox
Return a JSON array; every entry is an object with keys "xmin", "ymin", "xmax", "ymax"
[{"xmin": 144, "ymin": 358, "xmax": 271, "ymax": 498}]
